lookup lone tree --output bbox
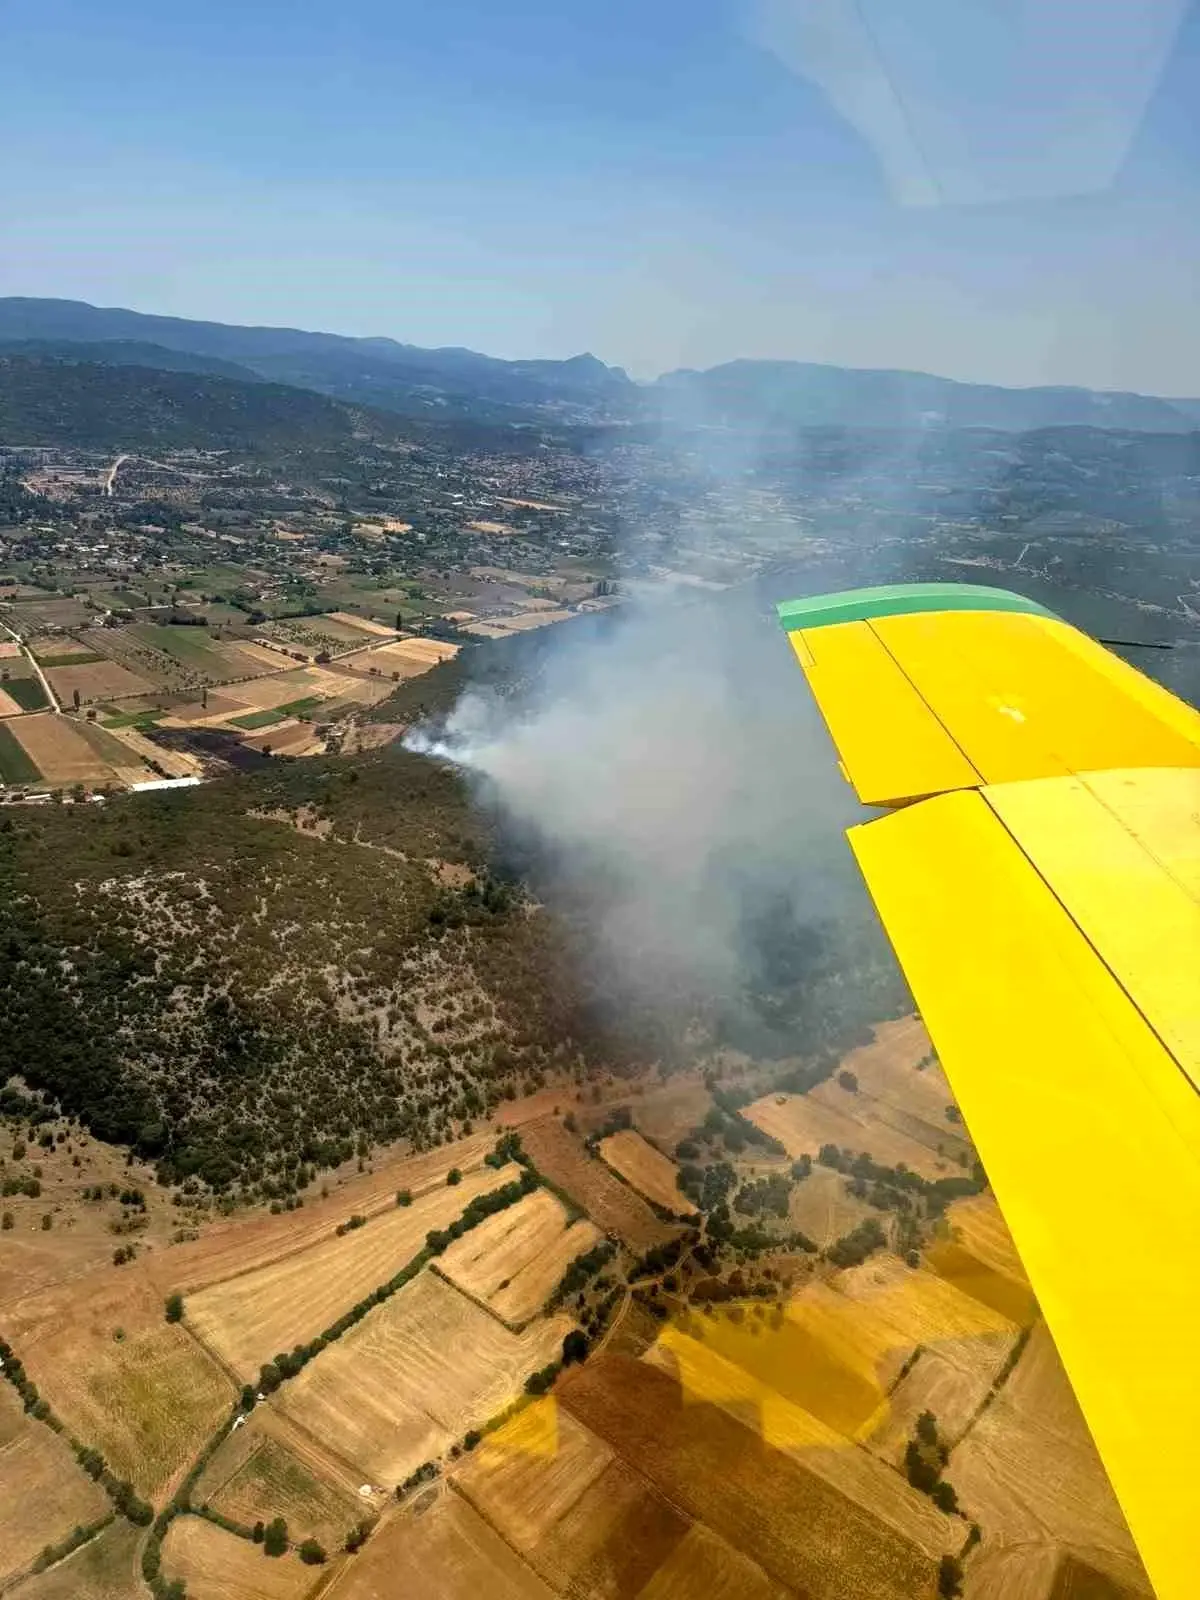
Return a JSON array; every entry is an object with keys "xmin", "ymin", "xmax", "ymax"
[
  {"xmin": 164, "ymin": 1293, "xmax": 184, "ymax": 1323},
  {"xmin": 263, "ymin": 1517, "xmax": 288, "ymax": 1557},
  {"xmin": 838, "ymin": 1070, "xmax": 859, "ymax": 1093},
  {"xmin": 298, "ymin": 1538, "xmax": 327, "ymax": 1565}
]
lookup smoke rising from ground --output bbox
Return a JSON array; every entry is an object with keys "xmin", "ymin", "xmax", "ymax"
[{"xmin": 406, "ymin": 590, "xmax": 902, "ymax": 1060}]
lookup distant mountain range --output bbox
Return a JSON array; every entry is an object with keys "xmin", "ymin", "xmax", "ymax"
[{"xmin": 1, "ymin": 296, "xmax": 1198, "ymax": 434}]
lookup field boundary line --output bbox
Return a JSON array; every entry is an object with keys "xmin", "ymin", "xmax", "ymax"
[
  {"xmin": 427, "ymin": 1259, "xmax": 531, "ymax": 1334},
  {"xmin": 171, "ymin": 1156, "xmax": 490, "ymax": 1296}
]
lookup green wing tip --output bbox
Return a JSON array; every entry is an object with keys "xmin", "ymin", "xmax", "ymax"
[{"xmin": 775, "ymin": 582, "xmax": 1058, "ymax": 632}]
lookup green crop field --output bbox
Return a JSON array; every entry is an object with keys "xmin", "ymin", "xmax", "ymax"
[
  {"xmin": 129, "ymin": 624, "xmax": 228, "ymax": 670},
  {"xmin": 0, "ymin": 725, "xmax": 41, "ymax": 783},
  {"xmin": 3, "ymin": 677, "xmax": 49, "ymax": 711},
  {"xmin": 275, "ymin": 695, "xmax": 324, "ymax": 717},
  {"xmin": 33, "ymin": 651, "xmax": 107, "ymax": 669},
  {"xmin": 231, "ymin": 708, "xmax": 285, "ymax": 730}
]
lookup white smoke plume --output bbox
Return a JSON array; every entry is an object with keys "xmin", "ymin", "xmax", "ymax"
[{"xmin": 405, "ymin": 589, "xmax": 899, "ymax": 1055}]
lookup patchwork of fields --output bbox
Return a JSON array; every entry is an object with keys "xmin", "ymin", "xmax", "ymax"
[
  {"xmin": 0, "ymin": 609, "xmax": 457, "ymax": 788},
  {"xmin": 1, "ymin": 1024, "xmax": 1151, "ymax": 1600}
]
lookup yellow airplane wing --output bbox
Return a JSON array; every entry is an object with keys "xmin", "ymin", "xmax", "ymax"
[{"xmin": 779, "ymin": 583, "xmax": 1200, "ymax": 1600}]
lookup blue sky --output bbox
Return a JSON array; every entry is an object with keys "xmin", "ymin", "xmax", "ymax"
[{"xmin": 2, "ymin": 0, "xmax": 1198, "ymax": 391}]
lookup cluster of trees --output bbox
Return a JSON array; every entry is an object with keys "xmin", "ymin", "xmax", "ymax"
[
  {"xmin": 816, "ymin": 1145, "xmax": 984, "ymax": 1217},
  {"xmin": 334, "ymin": 1213, "xmax": 367, "ymax": 1237},
  {"xmin": 903, "ymin": 1411, "xmax": 962, "ymax": 1516},
  {"xmin": 549, "ymin": 1239, "xmax": 616, "ymax": 1308},
  {"xmin": 826, "ymin": 1217, "xmax": 888, "ymax": 1269},
  {"xmin": 732, "ymin": 1173, "xmax": 792, "ymax": 1220}
]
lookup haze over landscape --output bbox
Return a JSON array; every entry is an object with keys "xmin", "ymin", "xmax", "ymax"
[{"xmin": 1, "ymin": 3, "xmax": 1197, "ymax": 1599}]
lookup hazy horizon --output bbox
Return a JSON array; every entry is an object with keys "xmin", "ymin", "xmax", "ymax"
[{"xmin": 4, "ymin": 1, "xmax": 1199, "ymax": 394}]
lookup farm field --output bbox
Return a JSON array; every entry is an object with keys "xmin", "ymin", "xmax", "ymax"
[
  {"xmin": 637, "ymin": 1524, "xmax": 791, "ymax": 1600},
  {"xmin": 87, "ymin": 719, "xmax": 201, "ymax": 778},
  {"xmin": 962, "ymin": 1544, "xmax": 1152, "ymax": 1600},
  {"xmin": 330, "ymin": 1488, "xmax": 554, "ymax": 1600},
  {"xmin": 0, "ymin": 1389, "xmax": 111, "ymax": 1584},
  {"xmin": 925, "ymin": 1193, "xmax": 1039, "ymax": 1325},
  {"xmin": 521, "ymin": 1456, "xmax": 693, "ymax": 1596},
  {"xmin": 186, "ymin": 1161, "xmax": 523, "ymax": 1380},
  {"xmin": 26, "ymin": 636, "xmax": 100, "ymax": 661},
  {"xmin": 560, "ymin": 1353, "xmax": 942, "ymax": 1600},
  {"xmin": 0, "ymin": 721, "xmax": 41, "ymax": 780},
  {"xmin": 327, "ymin": 611, "xmax": 397, "ymax": 637},
  {"xmin": 788, "ymin": 1165, "xmax": 876, "ymax": 1248},
  {"xmin": 519, "ymin": 1117, "xmax": 676, "ymax": 1250},
  {"xmin": 161, "ymin": 1515, "xmax": 320, "ymax": 1600},
  {"xmin": 151, "ymin": 1131, "xmax": 497, "ymax": 1294},
  {"xmin": 598, "ymin": 1129, "xmax": 695, "ymax": 1216},
  {"xmin": 45, "ymin": 659, "xmax": 153, "ymax": 704},
  {"xmin": 948, "ymin": 1321, "xmax": 1143, "ymax": 1566},
  {"xmin": 743, "ymin": 1090, "xmax": 961, "ymax": 1181},
  {"xmin": 453, "ymin": 1397, "xmax": 613, "ymax": 1552},
  {"xmin": 198, "ymin": 1413, "xmax": 363, "ymax": 1550},
  {"xmin": 624, "ymin": 1077, "xmax": 712, "ymax": 1148},
  {"xmin": 435, "ymin": 1188, "xmax": 602, "ymax": 1326},
  {"xmin": 2, "ymin": 676, "xmax": 49, "ymax": 710},
  {"xmin": 5, "ymin": 1517, "xmax": 143, "ymax": 1600},
  {"xmin": 9, "ymin": 1275, "xmax": 234, "ymax": 1498},
  {"xmin": 275, "ymin": 1268, "xmax": 573, "ymax": 1485},
  {"xmin": 6, "ymin": 713, "xmax": 119, "ymax": 785},
  {"xmin": 644, "ymin": 1323, "xmax": 957, "ymax": 1560},
  {"xmin": 0, "ymin": 684, "xmax": 24, "ymax": 716}
]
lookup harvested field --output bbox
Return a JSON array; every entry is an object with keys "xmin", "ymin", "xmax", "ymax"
[
  {"xmin": 743, "ymin": 1092, "xmax": 962, "ymax": 1181},
  {"xmin": 453, "ymin": 1397, "xmax": 612, "ymax": 1551},
  {"xmin": 645, "ymin": 1324, "xmax": 957, "ymax": 1560},
  {"xmin": 0, "ymin": 1410, "xmax": 110, "ymax": 1584},
  {"xmin": 949, "ymin": 1323, "xmax": 1141, "ymax": 1564},
  {"xmin": 331, "ymin": 1489, "xmax": 554, "ymax": 1600},
  {"xmin": 6, "ymin": 1517, "xmax": 143, "ymax": 1600},
  {"xmin": 96, "ymin": 721, "xmax": 201, "ymax": 778},
  {"xmin": 0, "ymin": 686, "xmax": 23, "ymax": 717},
  {"xmin": 327, "ymin": 611, "xmax": 396, "ymax": 637},
  {"xmin": 638, "ymin": 1523, "xmax": 793, "ymax": 1600},
  {"xmin": 8, "ymin": 713, "xmax": 114, "ymax": 784},
  {"xmin": 436, "ymin": 1189, "xmax": 602, "ymax": 1326},
  {"xmin": 963, "ymin": 1543, "xmax": 1153, "ymax": 1600},
  {"xmin": 868, "ymin": 1343, "xmax": 1011, "ymax": 1465},
  {"xmin": 519, "ymin": 1117, "xmax": 676, "ymax": 1250},
  {"xmin": 26, "ymin": 635, "xmax": 97, "ymax": 660},
  {"xmin": 225, "ymin": 668, "xmax": 348, "ymax": 712},
  {"xmin": 11, "ymin": 1280, "xmax": 233, "ymax": 1498},
  {"xmin": 200, "ymin": 1415, "xmax": 362, "ymax": 1549},
  {"xmin": 157, "ymin": 1131, "xmax": 497, "ymax": 1295},
  {"xmin": 524, "ymin": 1457, "xmax": 692, "ymax": 1596},
  {"xmin": 187, "ymin": 1162, "xmax": 523, "ymax": 1380},
  {"xmin": 161, "ymin": 1515, "xmax": 319, "ymax": 1600},
  {"xmin": 598, "ymin": 1129, "xmax": 695, "ymax": 1216},
  {"xmin": 926, "ymin": 1193, "xmax": 1038, "ymax": 1324},
  {"xmin": 45, "ymin": 660, "xmax": 153, "ymax": 703},
  {"xmin": 0, "ymin": 721, "xmax": 41, "ymax": 780},
  {"xmin": 560, "ymin": 1354, "xmax": 945, "ymax": 1600},
  {"xmin": 627, "ymin": 1079, "xmax": 712, "ymax": 1148},
  {"xmin": 0, "ymin": 639, "xmax": 22, "ymax": 657},
  {"xmin": 275, "ymin": 1269, "xmax": 573, "ymax": 1485},
  {"xmin": 788, "ymin": 1165, "xmax": 876, "ymax": 1248}
]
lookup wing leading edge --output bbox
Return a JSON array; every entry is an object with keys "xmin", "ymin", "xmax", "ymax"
[{"xmin": 779, "ymin": 583, "xmax": 1200, "ymax": 1600}]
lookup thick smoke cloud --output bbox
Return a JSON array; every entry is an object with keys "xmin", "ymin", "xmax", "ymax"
[{"xmin": 407, "ymin": 589, "xmax": 903, "ymax": 1058}]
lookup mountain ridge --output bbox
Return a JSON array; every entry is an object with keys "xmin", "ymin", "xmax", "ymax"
[{"xmin": 0, "ymin": 297, "xmax": 1197, "ymax": 433}]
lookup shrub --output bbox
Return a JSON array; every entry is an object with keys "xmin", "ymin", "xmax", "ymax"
[
  {"xmin": 298, "ymin": 1538, "xmax": 327, "ymax": 1565},
  {"xmin": 164, "ymin": 1293, "xmax": 184, "ymax": 1323},
  {"xmin": 938, "ymin": 1554, "xmax": 964, "ymax": 1597},
  {"xmin": 263, "ymin": 1516, "xmax": 288, "ymax": 1556}
]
